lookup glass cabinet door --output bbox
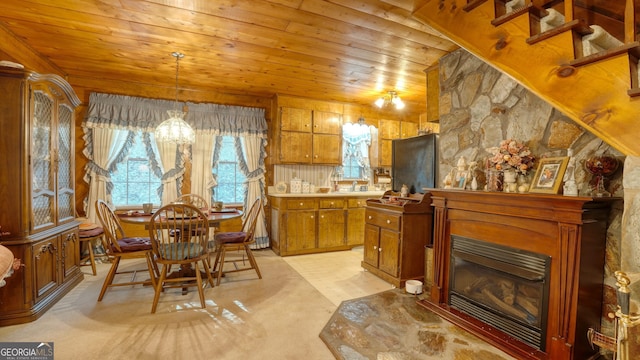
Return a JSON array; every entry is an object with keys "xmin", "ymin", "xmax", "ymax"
[
  {"xmin": 31, "ymin": 90, "xmax": 55, "ymax": 230},
  {"xmin": 57, "ymin": 104, "xmax": 74, "ymax": 223}
]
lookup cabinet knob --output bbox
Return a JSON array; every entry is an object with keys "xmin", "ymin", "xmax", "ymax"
[
  {"xmin": 321, "ymin": 215, "xmax": 324, "ymax": 219},
  {"xmin": 378, "ymin": 247, "xmax": 382, "ymax": 252},
  {"xmin": 300, "ymin": 202, "xmax": 304, "ymax": 206},
  {"xmin": 330, "ymin": 202, "xmax": 334, "ymax": 206},
  {"xmin": 373, "ymin": 246, "xmax": 377, "ymax": 250},
  {"xmin": 310, "ymin": 215, "xmax": 314, "ymax": 219},
  {"xmin": 305, "ymin": 154, "xmax": 309, "ymax": 158},
  {"xmin": 368, "ymin": 216, "xmax": 372, "ymax": 220},
  {"xmin": 386, "ymin": 219, "xmax": 391, "ymax": 224}
]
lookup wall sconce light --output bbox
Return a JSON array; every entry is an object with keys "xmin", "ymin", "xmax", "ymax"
[{"xmin": 375, "ymin": 91, "xmax": 405, "ymax": 110}]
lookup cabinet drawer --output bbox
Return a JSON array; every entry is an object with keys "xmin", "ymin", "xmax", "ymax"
[
  {"xmin": 286, "ymin": 199, "xmax": 317, "ymax": 210},
  {"xmin": 319, "ymin": 199, "xmax": 344, "ymax": 209},
  {"xmin": 348, "ymin": 198, "xmax": 367, "ymax": 208},
  {"xmin": 365, "ymin": 210, "xmax": 401, "ymax": 231}
]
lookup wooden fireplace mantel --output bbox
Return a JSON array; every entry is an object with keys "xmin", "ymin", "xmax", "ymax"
[{"xmin": 419, "ymin": 189, "xmax": 619, "ymax": 360}]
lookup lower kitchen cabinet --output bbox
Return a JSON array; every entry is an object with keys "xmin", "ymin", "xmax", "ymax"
[{"xmin": 269, "ymin": 194, "xmax": 375, "ymax": 256}]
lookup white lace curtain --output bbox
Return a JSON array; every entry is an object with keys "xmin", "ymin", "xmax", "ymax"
[
  {"xmin": 82, "ymin": 93, "xmax": 269, "ymax": 246},
  {"xmin": 342, "ymin": 122, "xmax": 374, "ymax": 178}
]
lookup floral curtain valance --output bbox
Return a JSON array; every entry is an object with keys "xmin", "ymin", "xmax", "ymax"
[{"xmin": 83, "ymin": 92, "xmax": 267, "ymax": 137}]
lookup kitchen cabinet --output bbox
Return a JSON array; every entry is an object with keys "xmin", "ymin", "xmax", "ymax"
[
  {"xmin": 269, "ymin": 194, "xmax": 374, "ymax": 256},
  {"xmin": 362, "ymin": 191, "xmax": 432, "ymax": 287},
  {"xmin": 276, "ymin": 107, "xmax": 342, "ymax": 165},
  {"xmin": 0, "ymin": 66, "xmax": 83, "ymax": 326},
  {"xmin": 346, "ymin": 198, "xmax": 366, "ymax": 246},
  {"xmin": 376, "ymin": 119, "xmax": 419, "ymax": 167}
]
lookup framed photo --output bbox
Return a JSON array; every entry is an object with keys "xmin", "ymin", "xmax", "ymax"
[
  {"xmin": 528, "ymin": 157, "xmax": 569, "ymax": 194},
  {"xmin": 452, "ymin": 168, "xmax": 469, "ymax": 189}
]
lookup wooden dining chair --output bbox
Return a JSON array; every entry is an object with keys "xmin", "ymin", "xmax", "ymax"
[
  {"xmin": 174, "ymin": 193, "xmax": 209, "ymax": 209},
  {"xmin": 172, "ymin": 193, "xmax": 211, "ymax": 237},
  {"xmin": 148, "ymin": 203, "xmax": 215, "ymax": 313},
  {"xmin": 211, "ymin": 197, "xmax": 263, "ymax": 285},
  {"xmin": 94, "ymin": 199, "xmax": 158, "ymax": 301}
]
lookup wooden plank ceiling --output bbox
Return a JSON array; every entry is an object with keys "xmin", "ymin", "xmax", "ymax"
[{"xmin": 0, "ymin": 0, "xmax": 459, "ymax": 115}]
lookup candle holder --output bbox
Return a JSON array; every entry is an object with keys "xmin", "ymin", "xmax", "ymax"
[{"xmin": 585, "ymin": 153, "xmax": 619, "ymax": 197}]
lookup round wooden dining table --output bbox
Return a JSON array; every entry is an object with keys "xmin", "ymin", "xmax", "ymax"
[
  {"xmin": 117, "ymin": 208, "xmax": 243, "ymax": 293},
  {"xmin": 117, "ymin": 208, "xmax": 243, "ymax": 228}
]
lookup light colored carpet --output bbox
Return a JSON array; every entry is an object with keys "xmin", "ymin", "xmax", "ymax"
[{"xmin": 0, "ymin": 249, "xmax": 354, "ymax": 360}]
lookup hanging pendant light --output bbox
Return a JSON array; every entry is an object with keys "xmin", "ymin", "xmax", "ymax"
[{"xmin": 155, "ymin": 52, "xmax": 195, "ymax": 144}]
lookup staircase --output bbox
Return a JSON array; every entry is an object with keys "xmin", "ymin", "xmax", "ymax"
[{"xmin": 413, "ymin": 0, "xmax": 640, "ymax": 156}]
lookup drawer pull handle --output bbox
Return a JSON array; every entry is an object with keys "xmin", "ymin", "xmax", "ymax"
[
  {"xmin": 330, "ymin": 202, "xmax": 334, "ymax": 205},
  {"xmin": 386, "ymin": 219, "xmax": 391, "ymax": 224},
  {"xmin": 300, "ymin": 202, "xmax": 303, "ymax": 206}
]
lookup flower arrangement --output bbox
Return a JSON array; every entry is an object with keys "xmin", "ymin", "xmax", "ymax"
[{"xmin": 487, "ymin": 139, "xmax": 535, "ymax": 175}]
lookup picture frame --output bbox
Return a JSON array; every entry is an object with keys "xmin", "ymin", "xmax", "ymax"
[
  {"xmin": 451, "ymin": 168, "xmax": 469, "ymax": 189},
  {"xmin": 528, "ymin": 157, "xmax": 569, "ymax": 194}
]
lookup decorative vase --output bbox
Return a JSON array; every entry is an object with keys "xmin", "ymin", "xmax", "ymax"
[
  {"xmin": 517, "ymin": 173, "xmax": 530, "ymax": 193},
  {"xmin": 503, "ymin": 170, "xmax": 517, "ymax": 193},
  {"xmin": 470, "ymin": 176, "xmax": 478, "ymax": 191},
  {"xmin": 486, "ymin": 170, "xmax": 503, "ymax": 192}
]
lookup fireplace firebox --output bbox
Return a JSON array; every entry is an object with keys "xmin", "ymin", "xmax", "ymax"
[
  {"xmin": 449, "ymin": 235, "xmax": 550, "ymax": 350},
  {"xmin": 420, "ymin": 190, "xmax": 618, "ymax": 360}
]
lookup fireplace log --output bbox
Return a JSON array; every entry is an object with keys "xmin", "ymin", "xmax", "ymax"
[
  {"xmin": 516, "ymin": 294, "xmax": 539, "ymax": 317},
  {"xmin": 482, "ymin": 288, "xmax": 528, "ymax": 320},
  {"xmin": 498, "ymin": 279, "xmax": 515, "ymax": 305}
]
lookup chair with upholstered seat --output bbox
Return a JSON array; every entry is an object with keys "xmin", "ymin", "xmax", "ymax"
[
  {"xmin": 148, "ymin": 203, "xmax": 215, "ymax": 313},
  {"xmin": 95, "ymin": 199, "xmax": 158, "ymax": 301},
  {"xmin": 78, "ymin": 224, "xmax": 105, "ymax": 276},
  {"xmin": 211, "ymin": 197, "xmax": 263, "ymax": 285}
]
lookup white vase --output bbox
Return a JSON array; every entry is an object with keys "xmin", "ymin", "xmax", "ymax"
[{"xmin": 503, "ymin": 170, "xmax": 517, "ymax": 192}]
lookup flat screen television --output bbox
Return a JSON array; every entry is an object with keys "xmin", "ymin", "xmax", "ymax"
[{"xmin": 391, "ymin": 134, "xmax": 438, "ymax": 194}]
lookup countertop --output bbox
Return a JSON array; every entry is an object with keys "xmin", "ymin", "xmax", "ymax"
[{"xmin": 267, "ymin": 189, "xmax": 385, "ymax": 198}]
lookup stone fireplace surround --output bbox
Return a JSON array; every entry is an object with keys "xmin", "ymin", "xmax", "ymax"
[{"xmin": 419, "ymin": 189, "xmax": 618, "ymax": 360}]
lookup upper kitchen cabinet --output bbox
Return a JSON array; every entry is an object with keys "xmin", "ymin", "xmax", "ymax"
[
  {"xmin": 273, "ymin": 96, "xmax": 343, "ymax": 165},
  {"xmin": 376, "ymin": 119, "xmax": 418, "ymax": 167}
]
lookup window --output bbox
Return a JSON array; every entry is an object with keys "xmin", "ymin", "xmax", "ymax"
[
  {"xmin": 212, "ymin": 136, "xmax": 246, "ymax": 204},
  {"xmin": 342, "ymin": 155, "xmax": 363, "ymax": 179},
  {"xmin": 341, "ymin": 122, "xmax": 373, "ymax": 181},
  {"xmin": 110, "ymin": 131, "xmax": 161, "ymax": 206}
]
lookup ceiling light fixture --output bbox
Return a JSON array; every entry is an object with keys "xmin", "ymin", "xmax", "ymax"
[
  {"xmin": 374, "ymin": 91, "xmax": 405, "ymax": 110},
  {"xmin": 155, "ymin": 52, "xmax": 195, "ymax": 144}
]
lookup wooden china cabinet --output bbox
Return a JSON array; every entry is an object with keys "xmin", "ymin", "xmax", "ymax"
[{"xmin": 0, "ymin": 66, "xmax": 83, "ymax": 325}]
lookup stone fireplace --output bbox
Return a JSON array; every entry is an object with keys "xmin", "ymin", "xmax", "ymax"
[{"xmin": 420, "ymin": 189, "xmax": 618, "ymax": 360}]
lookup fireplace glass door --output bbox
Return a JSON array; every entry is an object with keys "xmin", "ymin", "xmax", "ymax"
[{"xmin": 449, "ymin": 235, "xmax": 551, "ymax": 350}]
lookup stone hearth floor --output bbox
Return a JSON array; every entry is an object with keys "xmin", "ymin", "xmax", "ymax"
[{"xmin": 320, "ymin": 289, "xmax": 515, "ymax": 360}]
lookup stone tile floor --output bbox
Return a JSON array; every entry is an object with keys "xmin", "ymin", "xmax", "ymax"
[{"xmin": 320, "ymin": 289, "xmax": 515, "ymax": 360}]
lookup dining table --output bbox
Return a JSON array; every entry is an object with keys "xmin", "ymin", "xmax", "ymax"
[
  {"xmin": 117, "ymin": 207, "xmax": 243, "ymax": 293},
  {"xmin": 117, "ymin": 207, "xmax": 243, "ymax": 229}
]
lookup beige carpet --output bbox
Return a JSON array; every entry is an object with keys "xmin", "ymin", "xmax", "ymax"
[{"xmin": 0, "ymin": 250, "xmax": 348, "ymax": 360}]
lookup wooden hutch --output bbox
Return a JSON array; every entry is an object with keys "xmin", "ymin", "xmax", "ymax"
[
  {"xmin": 0, "ymin": 66, "xmax": 83, "ymax": 325},
  {"xmin": 362, "ymin": 191, "xmax": 432, "ymax": 288}
]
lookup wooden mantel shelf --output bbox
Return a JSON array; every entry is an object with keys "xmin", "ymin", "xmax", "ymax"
[{"xmin": 420, "ymin": 189, "xmax": 620, "ymax": 360}]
